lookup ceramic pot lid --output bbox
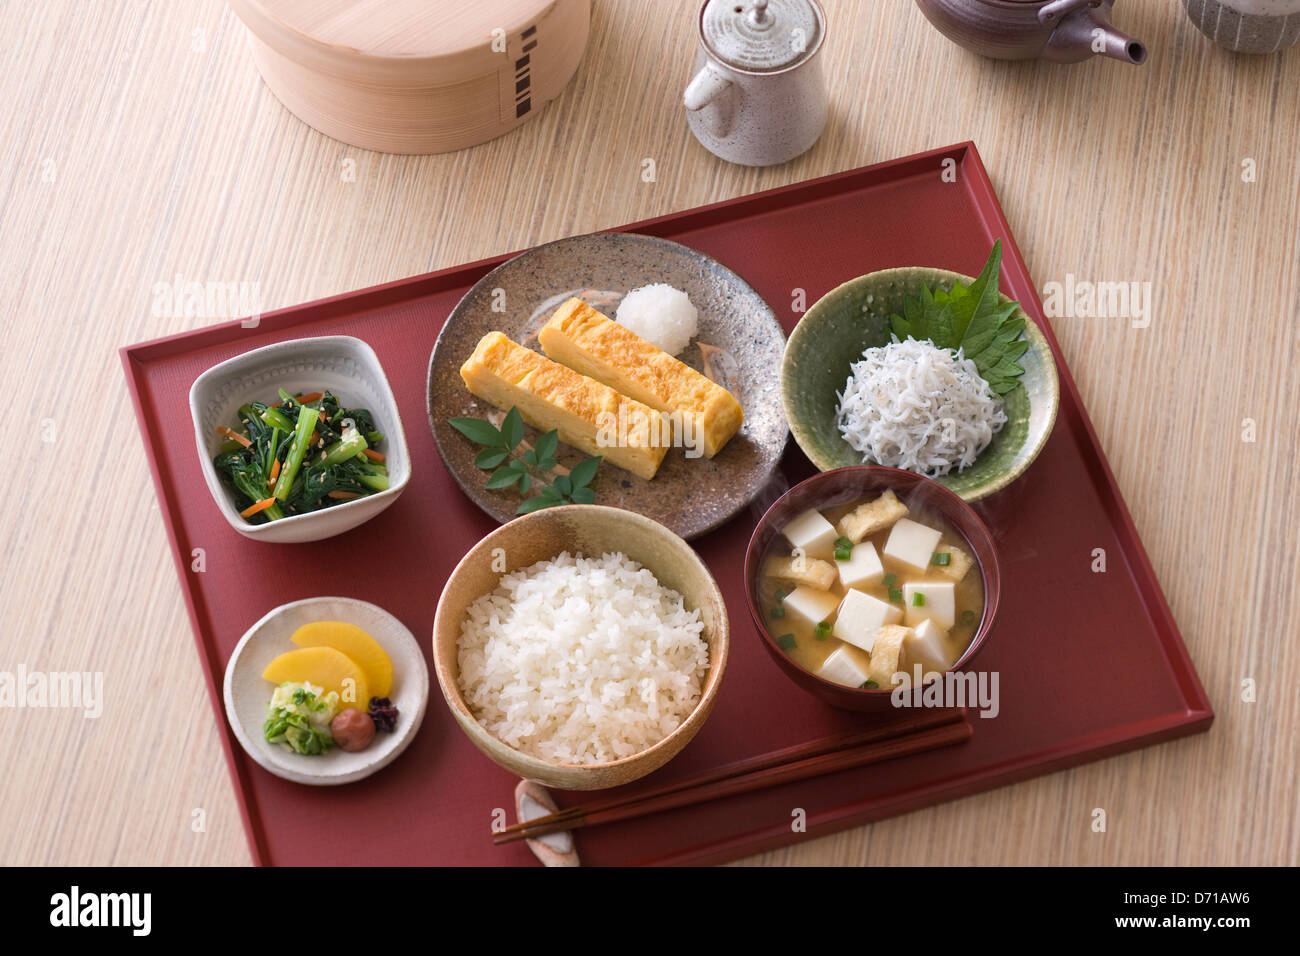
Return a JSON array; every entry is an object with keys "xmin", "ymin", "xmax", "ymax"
[{"xmin": 700, "ymin": 0, "xmax": 824, "ymax": 73}]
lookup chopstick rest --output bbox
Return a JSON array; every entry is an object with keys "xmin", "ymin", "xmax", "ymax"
[{"xmin": 514, "ymin": 779, "xmax": 580, "ymax": 867}]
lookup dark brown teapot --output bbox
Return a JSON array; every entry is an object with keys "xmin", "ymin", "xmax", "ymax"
[{"xmin": 915, "ymin": 0, "xmax": 1147, "ymax": 64}]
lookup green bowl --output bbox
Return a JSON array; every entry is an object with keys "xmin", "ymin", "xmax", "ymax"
[{"xmin": 782, "ymin": 268, "xmax": 1060, "ymax": 502}]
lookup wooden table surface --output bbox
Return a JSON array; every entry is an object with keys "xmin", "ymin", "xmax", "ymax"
[{"xmin": 2, "ymin": 0, "xmax": 1296, "ymax": 867}]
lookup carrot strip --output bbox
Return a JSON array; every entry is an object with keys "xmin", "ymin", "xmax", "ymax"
[
  {"xmin": 295, "ymin": 392, "xmax": 324, "ymax": 404},
  {"xmin": 266, "ymin": 458, "xmax": 281, "ymax": 488},
  {"xmin": 318, "ymin": 409, "xmax": 326, "ymax": 423},
  {"xmin": 240, "ymin": 497, "xmax": 277, "ymax": 518},
  {"xmin": 362, "ymin": 449, "xmax": 385, "ymax": 462},
  {"xmin": 217, "ymin": 427, "xmax": 251, "ymax": 448},
  {"xmin": 327, "ymin": 491, "xmax": 360, "ymax": 500}
]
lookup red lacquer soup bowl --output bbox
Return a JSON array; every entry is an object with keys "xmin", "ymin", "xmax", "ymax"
[{"xmin": 744, "ymin": 466, "xmax": 1002, "ymax": 712}]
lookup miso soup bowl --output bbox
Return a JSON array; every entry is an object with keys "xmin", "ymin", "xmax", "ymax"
[
  {"xmin": 432, "ymin": 505, "xmax": 730, "ymax": 791},
  {"xmin": 744, "ymin": 466, "xmax": 1001, "ymax": 712}
]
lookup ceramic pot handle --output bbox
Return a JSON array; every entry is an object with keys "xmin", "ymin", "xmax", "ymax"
[
  {"xmin": 1038, "ymin": 0, "xmax": 1099, "ymax": 26},
  {"xmin": 684, "ymin": 63, "xmax": 734, "ymax": 138}
]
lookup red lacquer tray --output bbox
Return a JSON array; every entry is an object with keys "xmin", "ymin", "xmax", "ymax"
[{"xmin": 121, "ymin": 143, "xmax": 1212, "ymax": 866}]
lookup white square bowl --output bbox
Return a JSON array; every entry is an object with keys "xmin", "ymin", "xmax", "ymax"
[{"xmin": 189, "ymin": 335, "xmax": 411, "ymax": 544}]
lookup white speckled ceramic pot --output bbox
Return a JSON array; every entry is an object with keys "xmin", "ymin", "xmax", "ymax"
[{"xmin": 684, "ymin": 0, "xmax": 829, "ymax": 167}]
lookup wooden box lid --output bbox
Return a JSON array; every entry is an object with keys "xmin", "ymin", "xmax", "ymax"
[{"xmin": 227, "ymin": 0, "xmax": 592, "ymax": 153}]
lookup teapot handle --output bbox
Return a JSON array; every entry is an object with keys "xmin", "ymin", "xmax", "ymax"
[
  {"xmin": 1038, "ymin": 0, "xmax": 1101, "ymax": 26},
  {"xmin": 684, "ymin": 63, "xmax": 734, "ymax": 139}
]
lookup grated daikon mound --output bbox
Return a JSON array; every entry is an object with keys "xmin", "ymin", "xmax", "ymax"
[
  {"xmin": 457, "ymin": 551, "xmax": 709, "ymax": 765},
  {"xmin": 615, "ymin": 284, "xmax": 698, "ymax": 356},
  {"xmin": 835, "ymin": 338, "xmax": 1007, "ymax": 477}
]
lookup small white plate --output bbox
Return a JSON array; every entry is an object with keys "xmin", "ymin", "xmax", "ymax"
[{"xmin": 223, "ymin": 596, "xmax": 429, "ymax": 786}]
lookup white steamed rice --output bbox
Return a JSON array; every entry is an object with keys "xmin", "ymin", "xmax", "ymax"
[
  {"xmin": 836, "ymin": 338, "xmax": 1007, "ymax": 477},
  {"xmin": 615, "ymin": 283, "xmax": 698, "ymax": 356},
  {"xmin": 457, "ymin": 551, "xmax": 709, "ymax": 765}
]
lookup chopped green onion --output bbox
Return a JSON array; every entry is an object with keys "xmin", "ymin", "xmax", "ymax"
[
  {"xmin": 834, "ymin": 547, "xmax": 852, "ymax": 561},
  {"xmin": 860, "ymin": 680, "xmax": 880, "ymax": 690},
  {"xmin": 889, "ymin": 587, "xmax": 903, "ymax": 603},
  {"xmin": 815, "ymin": 620, "xmax": 832, "ymax": 639},
  {"xmin": 834, "ymin": 537, "xmax": 854, "ymax": 550},
  {"xmin": 774, "ymin": 588, "xmax": 788, "ymax": 603},
  {"xmin": 776, "ymin": 633, "xmax": 796, "ymax": 650},
  {"xmin": 961, "ymin": 609, "xmax": 977, "ymax": 626},
  {"xmin": 883, "ymin": 573, "xmax": 897, "ymax": 588},
  {"xmin": 932, "ymin": 552, "xmax": 951, "ymax": 566},
  {"xmin": 913, "ymin": 592, "xmax": 926, "ymax": 607},
  {"xmin": 770, "ymin": 606, "xmax": 785, "ymax": 619}
]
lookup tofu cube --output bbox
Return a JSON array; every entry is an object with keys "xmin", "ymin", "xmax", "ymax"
[
  {"xmin": 817, "ymin": 645, "xmax": 871, "ymax": 689},
  {"xmin": 836, "ymin": 489, "xmax": 909, "ymax": 543},
  {"xmin": 933, "ymin": 543, "xmax": 973, "ymax": 582},
  {"xmin": 836, "ymin": 541, "xmax": 885, "ymax": 590},
  {"xmin": 781, "ymin": 508, "xmax": 838, "ymax": 559},
  {"xmin": 882, "ymin": 518, "xmax": 943, "ymax": 571},
  {"xmin": 832, "ymin": 588, "xmax": 902, "ymax": 653},
  {"xmin": 781, "ymin": 586, "xmax": 840, "ymax": 628},
  {"xmin": 763, "ymin": 555, "xmax": 837, "ymax": 591},
  {"xmin": 902, "ymin": 618, "xmax": 949, "ymax": 674},
  {"xmin": 866, "ymin": 625, "xmax": 911, "ymax": 687},
  {"xmin": 903, "ymin": 580, "xmax": 956, "ymax": 630}
]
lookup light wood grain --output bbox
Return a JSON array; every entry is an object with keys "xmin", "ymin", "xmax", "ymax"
[{"xmin": 0, "ymin": 0, "xmax": 1296, "ymax": 866}]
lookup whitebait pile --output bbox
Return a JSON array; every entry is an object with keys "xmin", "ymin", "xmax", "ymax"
[{"xmin": 835, "ymin": 338, "xmax": 1007, "ymax": 477}]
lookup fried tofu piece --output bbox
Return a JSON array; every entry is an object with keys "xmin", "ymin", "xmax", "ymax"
[
  {"xmin": 538, "ymin": 298, "xmax": 743, "ymax": 459},
  {"xmin": 836, "ymin": 489, "xmax": 909, "ymax": 544},
  {"xmin": 933, "ymin": 543, "xmax": 973, "ymax": 582},
  {"xmin": 460, "ymin": 331, "xmax": 669, "ymax": 481},
  {"xmin": 865, "ymin": 624, "xmax": 911, "ymax": 688},
  {"xmin": 763, "ymin": 555, "xmax": 837, "ymax": 591}
]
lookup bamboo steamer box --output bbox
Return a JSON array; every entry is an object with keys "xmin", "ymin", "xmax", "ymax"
[{"xmin": 227, "ymin": 0, "xmax": 592, "ymax": 153}]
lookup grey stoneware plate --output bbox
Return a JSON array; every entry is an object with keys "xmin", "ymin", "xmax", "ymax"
[
  {"xmin": 783, "ymin": 267, "xmax": 1059, "ymax": 502},
  {"xmin": 427, "ymin": 232, "xmax": 788, "ymax": 539},
  {"xmin": 223, "ymin": 596, "xmax": 429, "ymax": 786}
]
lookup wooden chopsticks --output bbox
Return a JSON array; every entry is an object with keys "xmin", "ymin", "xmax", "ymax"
[{"xmin": 494, "ymin": 706, "xmax": 971, "ymax": 846}]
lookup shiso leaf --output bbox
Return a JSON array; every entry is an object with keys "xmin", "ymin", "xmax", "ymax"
[
  {"xmin": 570, "ymin": 486, "xmax": 595, "ymax": 504},
  {"xmin": 887, "ymin": 241, "xmax": 1027, "ymax": 395}
]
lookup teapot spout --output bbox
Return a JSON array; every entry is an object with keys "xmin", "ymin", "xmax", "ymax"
[
  {"xmin": 1041, "ymin": 2, "xmax": 1147, "ymax": 65},
  {"xmin": 1089, "ymin": 23, "xmax": 1148, "ymax": 64}
]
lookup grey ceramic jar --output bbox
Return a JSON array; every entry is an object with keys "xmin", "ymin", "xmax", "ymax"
[{"xmin": 1184, "ymin": 0, "xmax": 1300, "ymax": 53}]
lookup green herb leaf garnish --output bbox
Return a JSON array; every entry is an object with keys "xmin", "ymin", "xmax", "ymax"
[
  {"xmin": 451, "ymin": 407, "xmax": 605, "ymax": 514},
  {"xmin": 889, "ymin": 241, "xmax": 1027, "ymax": 394}
]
